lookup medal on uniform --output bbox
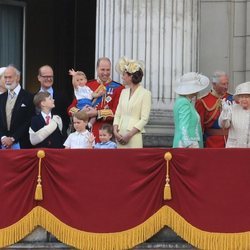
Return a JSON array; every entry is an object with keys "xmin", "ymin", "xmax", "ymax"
[{"xmin": 106, "ymin": 96, "xmax": 112, "ymax": 103}]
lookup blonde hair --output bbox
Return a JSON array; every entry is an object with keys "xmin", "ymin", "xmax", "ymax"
[
  {"xmin": 73, "ymin": 110, "xmax": 89, "ymax": 122},
  {"xmin": 33, "ymin": 91, "xmax": 50, "ymax": 108},
  {"xmin": 72, "ymin": 71, "xmax": 87, "ymax": 85}
]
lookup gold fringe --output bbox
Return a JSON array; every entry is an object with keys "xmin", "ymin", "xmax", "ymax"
[
  {"xmin": 35, "ymin": 150, "xmax": 45, "ymax": 201},
  {"xmin": 1, "ymin": 206, "xmax": 250, "ymax": 250},
  {"xmin": 164, "ymin": 152, "xmax": 172, "ymax": 200}
]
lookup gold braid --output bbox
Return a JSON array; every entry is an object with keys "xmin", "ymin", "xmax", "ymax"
[{"xmin": 201, "ymin": 98, "xmax": 221, "ymax": 125}]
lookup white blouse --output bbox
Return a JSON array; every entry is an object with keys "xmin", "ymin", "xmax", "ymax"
[{"xmin": 219, "ymin": 104, "xmax": 250, "ymax": 148}]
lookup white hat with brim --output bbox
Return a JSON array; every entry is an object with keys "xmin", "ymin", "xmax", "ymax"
[
  {"xmin": 234, "ymin": 82, "xmax": 250, "ymax": 100},
  {"xmin": 0, "ymin": 67, "xmax": 6, "ymax": 76},
  {"xmin": 175, "ymin": 72, "xmax": 210, "ymax": 95}
]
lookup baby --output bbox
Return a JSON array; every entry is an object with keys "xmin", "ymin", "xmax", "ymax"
[{"xmin": 69, "ymin": 69, "xmax": 105, "ymax": 128}]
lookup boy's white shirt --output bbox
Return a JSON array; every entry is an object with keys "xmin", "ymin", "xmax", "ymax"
[{"xmin": 63, "ymin": 130, "xmax": 95, "ymax": 148}]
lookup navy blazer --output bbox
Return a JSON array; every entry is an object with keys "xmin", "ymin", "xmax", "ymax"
[
  {"xmin": 0, "ymin": 88, "xmax": 35, "ymax": 148},
  {"xmin": 30, "ymin": 113, "xmax": 64, "ymax": 148},
  {"xmin": 35, "ymin": 89, "xmax": 70, "ymax": 134}
]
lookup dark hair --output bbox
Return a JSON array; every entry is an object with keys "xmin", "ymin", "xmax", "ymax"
[
  {"xmin": 33, "ymin": 91, "xmax": 50, "ymax": 108},
  {"xmin": 127, "ymin": 68, "xmax": 143, "ymax": 84},
  {"xmin": 73, "ymin": 110, "xmax": 89, "ymax": 122},
  {"xmin": 100, "ymin": 123, "xmax": 113, "ymax": 134}
]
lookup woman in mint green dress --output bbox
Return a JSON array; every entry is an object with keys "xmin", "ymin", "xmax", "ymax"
[{"xmin": 173, "ymin": 72, "xmax": 209, "ymax": 148}]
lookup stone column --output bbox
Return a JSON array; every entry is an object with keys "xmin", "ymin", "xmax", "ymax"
[
  {"xmin": 95, "ymin": 0, "xmax": 199, "ymax": 146},
  {"xmin": 230, "ymin": 0, "xmax": 250, "ymax": 85},
  {"xmin": 199, "ymin": 0, "xmax": 250, "ymax": 89}
]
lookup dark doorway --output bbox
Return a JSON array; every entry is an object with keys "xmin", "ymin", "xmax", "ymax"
[{"xmin": 25, "ymin": 0, "xmax": 96, "ymax": 101}]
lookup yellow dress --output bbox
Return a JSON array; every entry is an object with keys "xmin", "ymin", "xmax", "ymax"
[{"xmin": 113, "ymin": 85, "xmax": 151, "ymax": 148}]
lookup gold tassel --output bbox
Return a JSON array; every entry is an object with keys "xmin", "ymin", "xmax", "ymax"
[
  {"xmin": 164, "ymin": 152, "xmax": 172, "ymax": 200},
  {"xmin": 164, "ymin": 183, "xmax": 171, "ymax": 200},
  {"xmin": 35, "ymin": 150, "xmax": 45, "ymax": 201},
  {"xmin": 35, "ymin": 182, "xmax": 43, "ymax": 201}
]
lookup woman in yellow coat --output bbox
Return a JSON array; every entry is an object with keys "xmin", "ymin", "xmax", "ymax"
[{"xmin": 113, "ymin": 57, "xmax": 151, "ymax": 148}]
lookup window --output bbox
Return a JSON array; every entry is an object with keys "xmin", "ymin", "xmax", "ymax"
[{"xmin": 0, "ymin": 0, "xmax": 26, "ymax": 87}]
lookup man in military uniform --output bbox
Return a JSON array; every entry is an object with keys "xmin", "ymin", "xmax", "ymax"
[
  {"xmin": 195, "ymin": 71, "xmax": 233, "ymax": 148},
  {"xmin": 67, "ymin": 57, "xmax": 124, "ymax": 142}
]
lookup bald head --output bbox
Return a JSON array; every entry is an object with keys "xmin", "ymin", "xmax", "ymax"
[{"xmin": 38, "ymin": 65, "xmax": 54, "ymax": 90}]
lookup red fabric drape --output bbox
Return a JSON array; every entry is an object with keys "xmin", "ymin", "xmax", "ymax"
[
  {"xmin": 1, "ymin": 148, "xmax": 250, "ymax": 234},
  {"xmin": 165, "ymin": 148, "xmax": 250, "ymax": 232}
]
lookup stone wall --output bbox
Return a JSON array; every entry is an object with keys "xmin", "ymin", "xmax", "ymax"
[
  {"xmin": 7, "ymin": 227, "xmax": 194, "ymax": 249},
  {"xmin": 144, "ymin": 110, "xmax": 174, "ymax": 148},
  {"xmin": 199, "ymin": 0, "xmax": 250, "ymax": 90}
]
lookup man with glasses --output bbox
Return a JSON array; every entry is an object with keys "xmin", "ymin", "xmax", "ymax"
[{"xmin": 37, "ymin": 65, "xmax": 70, "ymax": 136}]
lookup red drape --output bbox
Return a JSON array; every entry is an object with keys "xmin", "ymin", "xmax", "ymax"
[
  {"xmin": 1, "ymin": 148, "xmax": 250, "ymax": 248},
  {"xmin": 165, "ymin": 148, "xmax": 250, "ymax": 232}
]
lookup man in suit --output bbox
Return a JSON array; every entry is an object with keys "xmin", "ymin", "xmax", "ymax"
[
  {"xmin": 0, "ymin": 66, "xmax": 34, "ymax": 149},
  {"xmin": 37, "ymin": 65, "xmax": 70, "ymax": 137}
]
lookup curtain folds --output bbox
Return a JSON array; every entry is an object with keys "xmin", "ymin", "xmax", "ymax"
[{"xmin": 0, "ymin": 148, "xmax": 250, "ymax": 249}]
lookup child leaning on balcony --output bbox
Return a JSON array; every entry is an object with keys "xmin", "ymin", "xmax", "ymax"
[
  {"xmin": 64, "ymin": 110, "xmax": 95, "ymax": 149},
  {"xmin": 94, "ymin": 123, "xmax": 117, "ymax": 149}
]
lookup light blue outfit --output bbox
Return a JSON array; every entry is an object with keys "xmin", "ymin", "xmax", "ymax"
[
  {"xmin": 94, "ymin": 140, "xmax": 117, "ymax": 149},
  {"xmin": 1, "ymin": 142, "xmax": 20, "ymax": 149},
  {"xmin": 173, "ymin": 96, "xmax": 203, "ymax": 148}
]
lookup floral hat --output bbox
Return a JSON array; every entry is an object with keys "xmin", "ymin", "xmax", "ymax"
[
  {"xmin": 115, "ymin": 57, "xmax": 144, "ymax": 74},
  {"xmin": 175, "ymin": 72, "xmax": 210, "ymax": 95}
]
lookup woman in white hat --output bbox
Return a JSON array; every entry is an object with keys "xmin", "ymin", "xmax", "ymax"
[
  {"xmin": 113, "ymin": 57, "xmax": 151, "ymax": 148},
  {"xmin": 219, "ymin": 81, "xmax": 250, "ymax": 147},
  {"xmin": 173, "ymin": 72, "xmax": 209, "ymax": 148},
  {"xmin": 0, "ymin": 67, "xmax": 7, "ymax": 94}
]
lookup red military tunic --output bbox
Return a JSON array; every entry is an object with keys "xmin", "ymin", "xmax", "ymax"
[
  {"xmin": 68, "ymin": 79, "xmax": 124, "ymax": 142},
  {"xmin": 195, "ymin": 90, "xmax": 233, "ymax": 148}
]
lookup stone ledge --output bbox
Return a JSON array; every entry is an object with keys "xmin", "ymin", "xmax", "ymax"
[
  {"xmin": 143, "ymin": 109, "xmax": 174, "ymax": 148},
  {"xmin": 134, "ymin": 242, "xmax": 194, "ymax": 249},
  {"xmin": 3, "ymin": 242, "xmax": 71, "ymax": 249},
  {"xmin": 4, "ymin": 227, "xmax": 195, "ymax": 249}
]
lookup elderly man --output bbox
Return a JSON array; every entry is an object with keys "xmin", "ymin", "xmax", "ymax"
[
  {"xmin": 0, "ymin": 66, "xmax": 34, "ymax": 149},
  {"xmin": 37, "ymin": 65, "xmax": 70, "ymax": 135},
  {"xmin": 195, "ymin": 71, "xmax": 233, "ymax": 148},
  {"xmin": 67, "ymin": 57, "xmax": 124, "ymax": 142}
]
